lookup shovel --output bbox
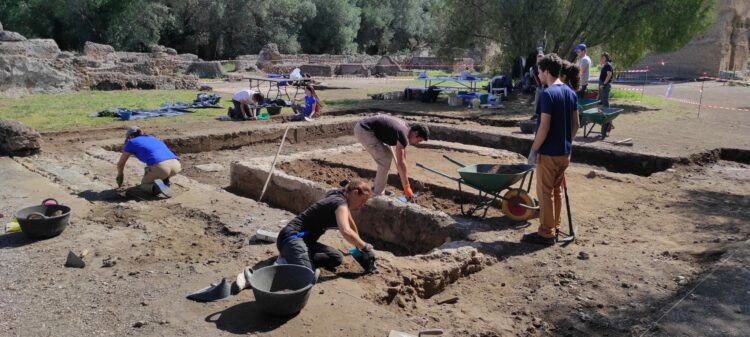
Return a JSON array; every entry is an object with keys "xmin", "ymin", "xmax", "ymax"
[
  {"xmin": 557, "ymin": 175, "xmax": 575, "ymax": 244},
  {"xmin": 388, "ymin": 329, "xmax": 444, "ymax": 337}
]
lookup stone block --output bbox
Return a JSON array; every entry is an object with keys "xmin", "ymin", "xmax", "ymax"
[
  {"xmin": 186, "ymin": 61, "xmax": 224, "ymax": 78},
  {"xmin": 300, "ymin": 64, "xmax": 334, "ymax": 77},
  {"xmin": 83, "ymin": 41, "xmax": 115, "ymax": 61},
  {"xmin": 0, "ymin": 120, "xmax": 41, "ymax": 155},
  {"xmin": 21, "ymin": 39, "xmax": 60, "ymax": 59},
  {"xmin": 336, "ymin": 64, "xmax": 369, "ymax": 76},
  {"xmin": 0, "ymin": 31, "xmax": 26, "ymax": 42}
]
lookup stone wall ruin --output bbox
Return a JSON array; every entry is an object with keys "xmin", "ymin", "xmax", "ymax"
[{"xmin": 635, "ymin": 0, "xmax": 750, "ymax": 78}]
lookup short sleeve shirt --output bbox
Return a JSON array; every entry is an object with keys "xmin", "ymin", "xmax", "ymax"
[
  {"xmin": 232, "ymin": 90, "xmax": 256, "ymax": 102},
  {"xmin": 304, "ymin": 96, "xmax": 317, "ymax": 116},
  {"xmin": 579, "ymin": 56, "xmax": 591, "ymax": 85},
  {"xmin": 599, "ymin": 63, "xmax": 613, "ymax": 85},
  {"xmin": 123, "ymin": 136, "xmax": 178, "ymax": 166},
  {"xmin": 535, "ymin": 84, "xmax": 578, "ymax": 156},
  {"xmin": 279, "ymin": 190, "xmax": 348, "ymax": 244},
  {"xmin": 358, "ymin": 115, "xmax": 410, "ymax": 147}
]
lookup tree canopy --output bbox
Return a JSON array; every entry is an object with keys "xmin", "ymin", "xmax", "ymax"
[
  {"xmin": 1, "ymin": 0, "xmax": 714, "ymax": 66},
  {"xmin": 436, "ymin": 0, "xmax": 714, "ymax": 69}
]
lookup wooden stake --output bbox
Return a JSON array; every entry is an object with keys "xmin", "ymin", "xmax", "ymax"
[{"xmin": 258, "ymin": 127, "xmax": 290, "ymax": 202}]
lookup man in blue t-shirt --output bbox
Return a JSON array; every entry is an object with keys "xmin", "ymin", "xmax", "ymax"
[
  {"xmin": 116, "ymin": 126, "xmax": 181, "ymax": 197},
  {"xmin": 524, "ymin": 53, "xmax": 580, "ymax": 245}
]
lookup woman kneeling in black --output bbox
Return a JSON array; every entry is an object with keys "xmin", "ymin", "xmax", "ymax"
[{"xmin": 276, "ymin": 179, "xmax": 376, "ymax": 272}]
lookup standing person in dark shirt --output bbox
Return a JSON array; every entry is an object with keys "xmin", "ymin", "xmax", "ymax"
[
  {"xmin": 276, "ymin": 180, "xmax": 375, "ymax": 272},
  {"xmin": 524, "ymin": 53, "xmax": 579, "ymax": 246},
  {"xmin": 353, "ymin": 115, "xmax": 429, "ymax": 200},
  {"xmin": 598, "ymin": 52, "xmax": 614, "ymax": 108}
]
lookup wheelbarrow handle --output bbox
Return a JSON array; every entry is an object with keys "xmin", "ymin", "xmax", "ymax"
[
  {"xmin": 416, "ymin": 163, "xmax": 460, "ymax": 182},
  {"xmin": 442, "ymin": 155, "xmax": 466, "ymax": 167}
]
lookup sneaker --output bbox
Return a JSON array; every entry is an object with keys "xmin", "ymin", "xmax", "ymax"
[
  {"xmin": 230, "ymin": 267, "xmax": 253, "ymax": 295},
  {"xmin": 521, "ymin": 232, "xmax": 555, "ymax": 246},
  {"xmin": 152, "ymin": 179, "xmax": 172, "ymax": 198}
]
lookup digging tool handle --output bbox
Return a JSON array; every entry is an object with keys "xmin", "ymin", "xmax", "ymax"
[
  {"xmin": 259, "ymin": 127, "xmax": 290, "ymax": 202},
  {"xmin": 442, "ymin": 155, "xmax": 466, "ymax": 167},
  {"xmin": 416, "ymin": 163, "xmax": 460, "ymax": 182},
  {"xmin": 563, "ymin": 176, "xmax": 575, "ymax": 238},
  {"xmin": 614, "ymin": 138, "xmax": 632, "ymax": 144}
]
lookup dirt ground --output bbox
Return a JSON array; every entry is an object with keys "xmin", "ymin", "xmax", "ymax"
[{"xmin": 1, "ymin": 77, "xmax": 749, "ymax": 337}]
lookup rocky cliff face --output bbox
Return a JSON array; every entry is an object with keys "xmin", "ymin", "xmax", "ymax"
[{"xmin": 0, "ymin": 29, "xmax": 200, "ymax": 97}]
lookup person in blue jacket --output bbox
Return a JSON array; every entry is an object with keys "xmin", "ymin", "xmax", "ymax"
[{"xmin": 116, "ymin": 126, "xmax": 181, "ymax": 197}]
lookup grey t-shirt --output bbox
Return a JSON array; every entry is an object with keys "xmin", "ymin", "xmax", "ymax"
[
  {"xmin": 579, "ymin": 55, "xmax": 591, "ymax": 86},
  {"xmin": 358, "ymin": 115, "xmax": 410, "ymax": 147}
]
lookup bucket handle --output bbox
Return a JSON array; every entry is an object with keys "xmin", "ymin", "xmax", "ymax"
[
  {"xmin": 313, "ymin": 268, "xmax": 320, "ymax": 284},
  {"xmin": 27, "ymin": 212, "xmax": 47, "ymax": 220},
  {"xmin": 42, "ymin": 198, "xmax": 59, "ymax": 206}
]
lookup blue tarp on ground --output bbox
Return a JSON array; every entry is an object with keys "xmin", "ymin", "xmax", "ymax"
[{"xmin": 91, "ymin": 93, "xmax": 222, "ymax": 120}]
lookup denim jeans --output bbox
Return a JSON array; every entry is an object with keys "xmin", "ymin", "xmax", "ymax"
[
  {"xmin": 277, "ymin": 237, "xmax": 343, "ymax": 270},
  {"xmin": 599, "ymin": 84, "xmax": 611, "ymax": 108}
]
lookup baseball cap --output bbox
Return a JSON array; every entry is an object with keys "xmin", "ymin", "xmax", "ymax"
[
  {"xmin": 126, "ymin": 126, "xmax": 141, "ymax": 137},
  {"xmin": 574, "ymin": 43, "xmax": 587, "ymax": 52}
]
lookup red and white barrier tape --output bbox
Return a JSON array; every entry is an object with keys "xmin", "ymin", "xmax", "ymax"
[{"xmin": 665, "ymin": 96, "xmax": 750, "ymax": 112}]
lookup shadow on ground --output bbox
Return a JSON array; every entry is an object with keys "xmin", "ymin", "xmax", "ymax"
[
  {"xmin": 0, "ymin": 232, "xmax": 38, "ymax": 249},
  {"xmin": 205, "ymin": 301, "xmax": 295, "ymax": 334},
  {"xmin": 547, "ymin": 240, "xmax": 749, "ymax": 337}
]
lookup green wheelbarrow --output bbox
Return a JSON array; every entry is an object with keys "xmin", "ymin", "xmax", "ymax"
[
  {"xmin": 580, "ymin": 107, "xmax": 623, "ymax": 138},
  {"xmin": 416, "ymin": 155, "xmax": 539, "ymax": 221}
]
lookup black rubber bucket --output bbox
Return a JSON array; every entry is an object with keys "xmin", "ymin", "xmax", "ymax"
[
  {"xmin": 249, "ymin": 264, "xmax": 320, "ymax": 316},
  {"xmin": 15, "ymin": 198, "xmax": 71, "ymax": 239}
]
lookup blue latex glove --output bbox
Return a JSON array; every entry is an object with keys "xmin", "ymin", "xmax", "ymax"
[{"xmin": 528, "ymin": 149, "xmax": 538, "ymax": 165}]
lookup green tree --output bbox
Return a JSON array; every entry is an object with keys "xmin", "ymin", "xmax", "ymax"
[
  {"xmin": 300, "ymin": 0, "xmax": 361, "ymax": 54},
  {"xmin": 356, "ymin": 0, "xmax": 395, "ymax": 54},
  {"xmin": 388, "ymin": 0, "xmax": 437, "ymax": 53},
  {"xmin": 436, "ymin": 0, "xmax": 714, "ymax": 70},
  {"xmin": 0, "ymin": 0, "xmax": 168, "ymax": 52},
  {"xmin": 159, "ymin": 0, "xmax": 315, "ymax": 59}
]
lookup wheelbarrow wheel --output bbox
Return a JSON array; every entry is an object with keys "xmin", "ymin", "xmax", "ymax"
[{"xmin": 501, "ymin": 189, "xmax": 536, "ymax": 221}]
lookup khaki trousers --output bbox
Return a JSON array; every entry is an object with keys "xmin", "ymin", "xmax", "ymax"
[
  {"xmin": 138, "ymin": 159, "xmax": 181, "ymax": 192},
  {"xmin": 535, "ymin": 154, "xmax": 570, "ymax": 238},
  {"xmin": 354, "ymin": 122, "xmax": 392, "ymax": 195}
]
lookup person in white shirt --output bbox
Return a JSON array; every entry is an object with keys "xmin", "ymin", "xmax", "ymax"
[
  {"xmin": 574, "ymin": 43, "xmax": 591, "ymax": 98},
  {"xmin": 229, "ymin": 89, "xmax": 264, "ymax": 120}
]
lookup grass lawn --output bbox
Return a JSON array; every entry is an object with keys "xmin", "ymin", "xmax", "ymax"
[{"xmin": 0, "ymin": 90, "xmax": 231, "ymax": 130}]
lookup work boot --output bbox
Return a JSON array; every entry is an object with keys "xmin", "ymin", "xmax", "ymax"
[{"xmin": 521, "ymin": 232, "xmax": 555, "ymax": 246}]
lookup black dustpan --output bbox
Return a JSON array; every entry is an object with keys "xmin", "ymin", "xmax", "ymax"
[{"xmin": 187, "ymin": 278, "xmax": 231, "ymax": 302}]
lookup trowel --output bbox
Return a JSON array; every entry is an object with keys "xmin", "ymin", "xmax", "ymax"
[
  {"xmin": 396, "ymin": 192, "xmax": 420, "ymax": 203},
  {"xmin": 388, "ymin": 329, "xmax": 443, "ymax": 337}
]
